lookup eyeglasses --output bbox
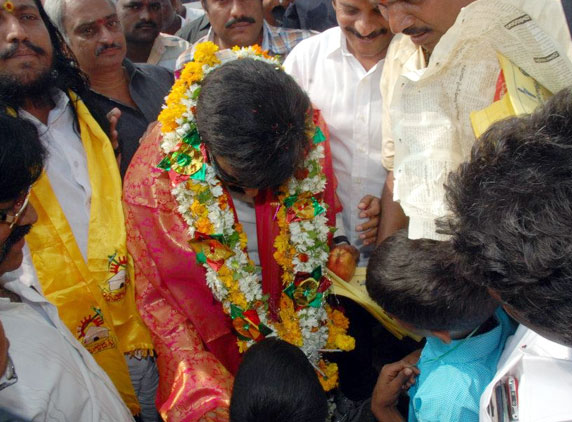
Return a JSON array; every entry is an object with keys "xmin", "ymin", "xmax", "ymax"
[{"xmin": 0, "ymin": 188, "xmax": 31, "ymax": 229}]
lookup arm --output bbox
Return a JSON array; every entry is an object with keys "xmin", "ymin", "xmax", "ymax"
[
  {"xmin": 371, "ymin": 360, "xmax": 419, "ymax": 422},
  {"xmin": 377, "ymin": 171, "xmax": 408, "ymax": 244}
]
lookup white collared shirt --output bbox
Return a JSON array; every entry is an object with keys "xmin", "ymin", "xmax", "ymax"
[
  {"xmin": 148, "ymin": 33, "xmax": 190, "ymax": 71},
  {"xmin": 20, "ymin": 90, "xmax": 91, "ymax": 261},
  {"xmin": 0, "ymin": 266, "xmax": 133, "ymax": 421},
  {"xmin": 284, "ymin": 27, "xmax": 387, "ymax": 261},
  {"xmin": 480, "ymin": 325, "xmax": 572, "ymax": 422}
]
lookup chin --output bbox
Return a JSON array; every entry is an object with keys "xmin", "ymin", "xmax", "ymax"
[{"xmin": 0, "ymin": 254, "xmax": 23, "ymax": 275}]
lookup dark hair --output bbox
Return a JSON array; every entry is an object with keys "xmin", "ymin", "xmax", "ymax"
[
  {"xmin": 0, "ymin": 0, "xmax": 110, "ymax": 135},
  {"xmin": 196, "ymin": 58, "xmax": 311, "ymax": 190},
  {"xmin": 366, "ymin": 230, "xmax": 497, "ymax": 332},
  {"xmin": 440, "ymin": 88, "xmax": 572, "ymax": 344},
  {"xmin": 0, "ymin": 113, "xmax": 47, "ymax": 202},
  {"xmin": 230, "ymin": 338, "xmax": 328, "ymax": 422}
]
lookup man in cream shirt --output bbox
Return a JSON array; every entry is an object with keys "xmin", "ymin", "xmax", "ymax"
[{"xmin": 374, "ymin": 0, "xmax": 572, "ymax": 241}]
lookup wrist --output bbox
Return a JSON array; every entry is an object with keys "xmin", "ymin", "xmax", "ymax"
[{"xmin": 372, "ymin": 406, "xmax": 404, "ymax": 422}]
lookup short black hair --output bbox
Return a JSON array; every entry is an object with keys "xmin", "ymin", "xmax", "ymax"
[
  {"xmin": 441, "ymin": 87, "xmax": 572, "ymax": 345},
  {"xmin": 0, "ymin": 113, "xmax": 47, "ymax": 202},
  {"xmin": 230, "ymin": 338, "xmax": 327, "ymax": 422},
  {"xmin": 366, "ymin": 230, "xmax": 498, "ymax": 332},
  {"xmin": 196, "ymin": 58, "xmax": 311, "ymax": 190}
]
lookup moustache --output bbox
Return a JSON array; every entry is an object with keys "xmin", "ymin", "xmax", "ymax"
[
  {"xmin": 225, "ymin": 16, "xmax": 256, "ymax": 28},
  {"xmin": 0, "ymin": 40, "xmax": 46, "ymax": 60},
  {"xmin": 135, "ymin": 20, "xmax": 158, "ymax": 30},
  {"xmin": 95, "ymin": 43, "xmax": 122, "ymax": 56},
  {"xmin": 402, "ymin": 26, "xmax": 431, "ymax": 36},
  {"xmin": 346, "ymin": 26, "xmax": 389, "ymax": 40},
  {"xmin": 0, "ymin": 224, "xmax": 32, "ymax": 265}
]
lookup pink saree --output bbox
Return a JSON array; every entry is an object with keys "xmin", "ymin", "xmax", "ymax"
[{"xmin": 123, "ymin": 111, "xmax": 339, "ymax": 422}]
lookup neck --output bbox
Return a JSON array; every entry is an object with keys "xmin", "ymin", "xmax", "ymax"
[
  {"xmin": 22, "ymin": 96, "xmax": 55, "ymax": 125},
  {"xmin": 125, "ymin": 40, "xmax": 154, "ymax": 63},
  {"xmin": 90, "ymin": 65, "xmax": 129, "ymax": 98},
  {"xmin": 164, "ymin": 15, "xmax": 182, "ymax": 35},
  {"xmin": 347, "ymin": 42, "xmax": 387, "ymax": 72}
]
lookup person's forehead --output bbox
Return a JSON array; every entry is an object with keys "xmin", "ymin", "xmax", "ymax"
[
  {"xmin": 66, "ymin": 0, "xmax": 116, "ymax": 28},
  {"xmin": 4, "ymin": 0, "xmax": 39, "ymax": 12},
  {"xmin": 119, "ymin": 0, "xmax": 161, "ymax": 5}
]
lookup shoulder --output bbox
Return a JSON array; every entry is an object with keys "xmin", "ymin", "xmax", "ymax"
[
  {"xmin": 412, "ymin": 363, "xmax": 484, "ymax": 421},
  {"xmin": 284, "ymin": 27, "xmax": 338, "ymax": 68},
  {"xmin": 132, "ymin": 62, "xmax": 174, "ymax": 92}
]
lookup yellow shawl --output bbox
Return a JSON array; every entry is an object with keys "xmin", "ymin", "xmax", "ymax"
[{"xmin": 25, "ymin": 92, "xmax": 153, "ymax": 414}]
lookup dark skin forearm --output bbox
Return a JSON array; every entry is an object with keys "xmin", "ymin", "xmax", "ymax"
[{"xmin": 377, "ymin": 171, "xmax": 408, "ymax": 244}]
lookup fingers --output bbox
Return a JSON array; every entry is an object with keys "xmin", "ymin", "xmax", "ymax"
[{"xmin": 358, "ymin": 195, "xmax": 381, "ymax": 218}]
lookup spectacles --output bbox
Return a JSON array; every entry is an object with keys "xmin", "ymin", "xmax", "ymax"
[{"xmin": 0, "ymin": 188, "xmax": 31, "ymax": 229}]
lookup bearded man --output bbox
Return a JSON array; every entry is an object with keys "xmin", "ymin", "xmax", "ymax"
[
  {"xmin": 0, "ymin": 0, "xmax": 155, "ymax": 418},
  {"xmin": 124, "ymin": 47, "xmax": 359, "ymax": 421}
]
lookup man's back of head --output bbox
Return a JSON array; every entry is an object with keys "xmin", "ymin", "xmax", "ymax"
[{"xmin": 443, "ymin": 87, "xmax": 572, "ymax": 347}]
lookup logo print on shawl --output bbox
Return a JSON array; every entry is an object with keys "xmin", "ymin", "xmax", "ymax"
[
  {"xmin": 101, "ymin": 252, "xmax": 129, "ymax": 302},
  {"xmin": 76, "ymin": 307, "xmax": 117, "ymax": 354}
]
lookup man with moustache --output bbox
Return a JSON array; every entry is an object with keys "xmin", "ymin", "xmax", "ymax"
[
  {"xmin": 44, "ymin": 0, "xmax": 174, "ymax": 177},
  {"xmin": 116, "ymin": 0, "xmax": 189, "ymax": 70},
  {"xmin": 374, "ymin": 0, "xmax": 572, "ymax": 242},
  {"xmin": 0, "ymin": 0, "xmax": 155, "ymax": 419},
  {"xmin": 175, "ymin": 0, "xmax": 313, "ymax": 70},
  {"xmin": 0, "ymin": 113, "xmax": 134, "ymax": 422}
]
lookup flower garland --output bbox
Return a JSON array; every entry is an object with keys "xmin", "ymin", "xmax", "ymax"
[{"xmin": 157, "ymin": 42, "xmax": 354, "ymax": 390}]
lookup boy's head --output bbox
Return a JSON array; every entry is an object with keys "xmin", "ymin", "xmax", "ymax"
[
  {"xmin": 230, "ymin": 338, "xmax": 327, "ymax": 422},
  {"xmin": 366, "ymin": 230, "xmax": 498, "ymax": 342}
]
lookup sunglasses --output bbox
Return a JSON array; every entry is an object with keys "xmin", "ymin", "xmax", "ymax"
[{"xmin": 0, "ymin": 188, "xmax": 31, "ymax": 230}]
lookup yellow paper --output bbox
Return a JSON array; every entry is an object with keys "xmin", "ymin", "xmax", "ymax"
[
  {"xmin": 329, "ymin": 268, "xmax": 422, "ymax": 342},
  {"xmin": 471, "ymin": 53, "xmax": 553, "ymax": 138}
]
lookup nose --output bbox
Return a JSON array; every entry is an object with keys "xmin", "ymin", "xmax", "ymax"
[
  {"xmin": 354, "ymin": 15, "xmax": 379, "ymax": 37},
  {"xmin": 230, "ymin": 0, "xmax": 247, "ymax": 18},
  {"xmin": 385, "ymin": 4, "xmax": 415, "ymax": 34},
  {"xmin": 140, "ymin": 7, "xmax": 151, "ymax": 20},
  {"xmin": 4, "ymin": 14, "xmax": 27, "ymax": 44},
  {"xmin": 243, "ymin": 188, "xmax": 259, "ymax": 199},
  {"xmin": 99, "ymin": 26, "xmax": 115, "ymax": 44},
  {"xmin": 18, "ymin": 203, "xmax": 37, "ymax": 227}
]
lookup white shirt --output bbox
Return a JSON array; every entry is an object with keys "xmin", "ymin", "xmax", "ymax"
[
  {"xmin": 148, "ymin": 33, "xmax": 190, "ymax": 71},
  {"xmin": 480, "ymin": 325, "xmax": 572, "ymax": 422},
  {"xmin": 20, "ymin": 91, "xmax": 91, "ymax": 261},
  {"xmin": 284, "ymin": 27, "xmax": 387, "ymax": 261},
  {"xmin": 231, "ymin": 193, "xmax": 260, "ymax": 266},
  {"xmin": 0, "ymin": 266, "xmax": 133, "ymax": 421}
]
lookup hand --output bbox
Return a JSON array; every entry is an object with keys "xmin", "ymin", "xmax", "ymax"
[
  {"xmin": 0, "ymin": 321, "xmax": 9, "ymax": 378},
  {"xmin": 356, "ymin": 195, "xmax": 381, "ymax": 246},
  {"xmin": 262, "ymin": 0, "xmax": 295, "ymax": 25},
  {"xmin": 371, "ymin": 360, "xmax": 420, "ymax": 421},
  {"xmin": 107, "ymin": 107, "xmax": 122, "ymax": 167}
]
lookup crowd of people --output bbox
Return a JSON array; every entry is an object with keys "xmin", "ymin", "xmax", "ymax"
[{"xmin": 0, "ymin": 0, "xmax": 571, "ymax": 421}]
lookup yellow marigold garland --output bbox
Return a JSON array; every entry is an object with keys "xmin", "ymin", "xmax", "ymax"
[{"xmin": 157, "ymin": 42, "xmax": 354, "ymax": 391}]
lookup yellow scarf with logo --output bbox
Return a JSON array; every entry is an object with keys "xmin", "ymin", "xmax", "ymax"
[{"xmin": 25, "ymin": 92, "xmax": 153, "ymax": 414}]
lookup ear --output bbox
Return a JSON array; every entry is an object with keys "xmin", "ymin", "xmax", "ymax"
[{"xmin": 431, "ymin": 330, "xmax": 452, "ymax": 344}]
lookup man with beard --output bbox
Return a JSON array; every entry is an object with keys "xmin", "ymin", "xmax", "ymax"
[
  {"xmin": 0, "ymin": 113, "xmax": 134, "ymax": 421},
  {"xmin": 44, "ymin": 0, "xmax": 174, "ymax": 178},
  {"xmin": 175, "ymin": 0, "xmax": 313, "ymax": 70},
  {"xmin": 374, "ymin": 0, "xmax": 572, "ymax": 242},
  {"xmin": 116, "ymin": 0, "xmax": 189, "ymax": 70},
  {"xmin": 0, "ymin": 0, "xmax": 155, "ymax": 419}
]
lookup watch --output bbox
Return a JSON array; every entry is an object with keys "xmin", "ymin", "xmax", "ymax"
[{"xmin": 0, "ymin": 354, "xmax": 17, "ymax": 391}]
